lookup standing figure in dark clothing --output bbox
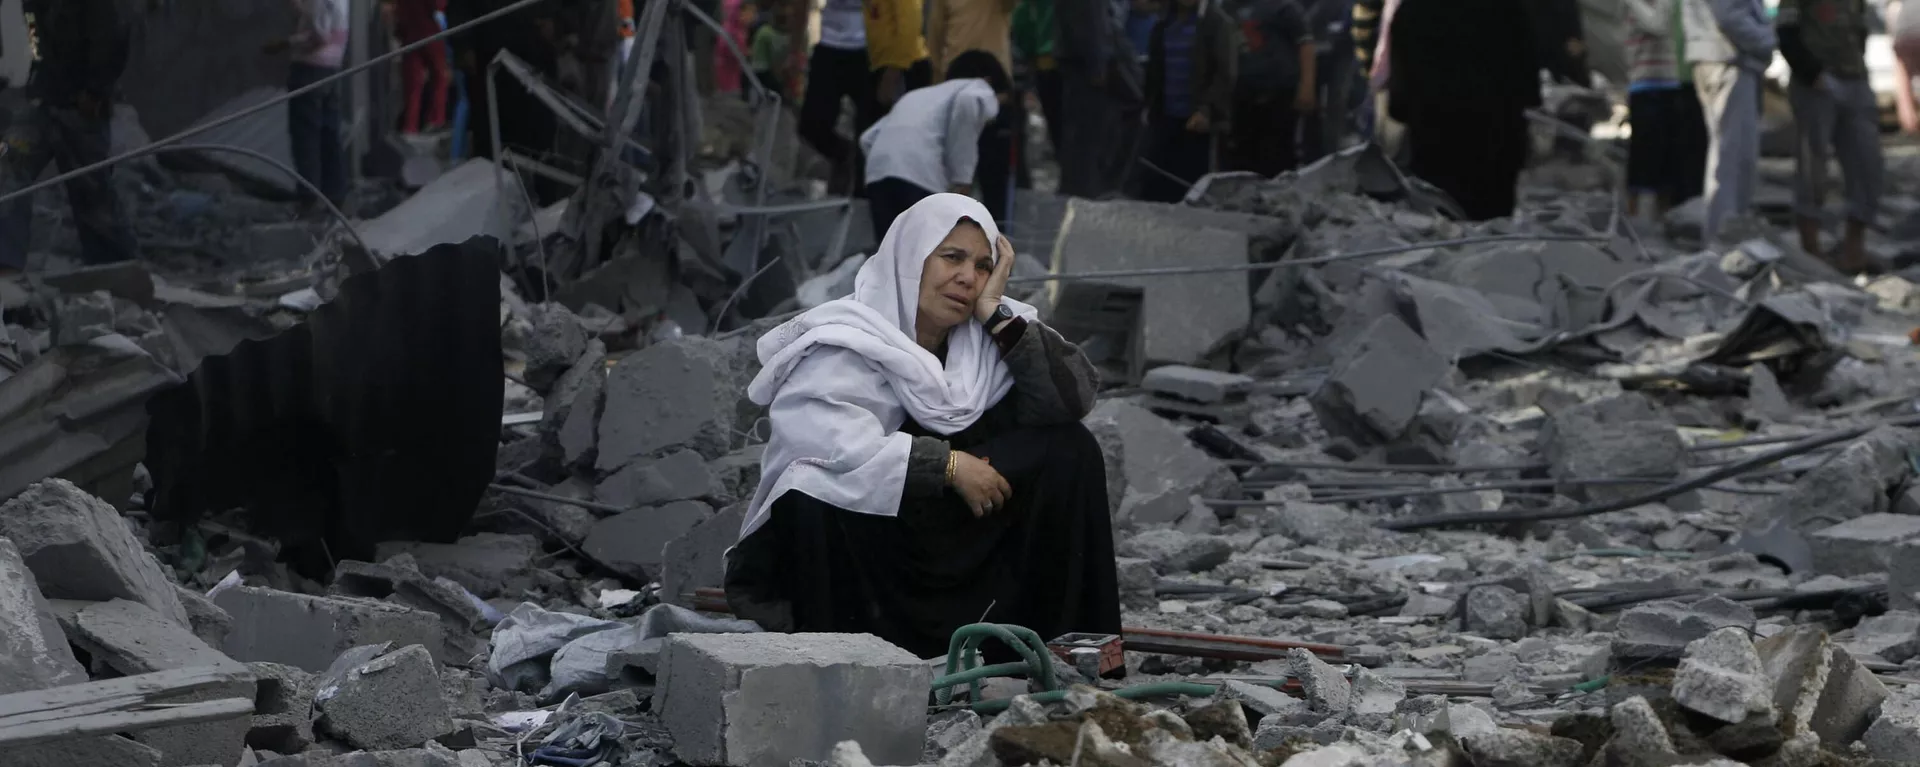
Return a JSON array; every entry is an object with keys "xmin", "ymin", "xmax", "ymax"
[
  {"xmin": 1388, "ymin": 0, "xmax": 1538, "ymax": 221},
  {"xmin": 447, "ymin": 0, "xmax": 566, "ymax": 201},
  {"xmin": 1056, "ymin": 0, "xmax": 1147, "ymax": 198},
  {"xmin": 1227, "ymin": 0, "xmax": 1316, "ymax": 177},
  {"xmin": 1301, "ymin": 0, "xmax": 1356, "ymax": 161},
  {"xmin": 724, "ymin": 193, "xmax": 1121, "ymax": 659},
  {"xmin": 0, "ymin": 0, "xmax": 141, "ymax": 272},
  {"xmin": 1141, "ymin": 0, "xmax": 1234, "ymax": 201}
]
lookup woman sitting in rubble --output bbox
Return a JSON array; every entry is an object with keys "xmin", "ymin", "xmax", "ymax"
[{"xmin": 724, "ymin": 194, "xmax": 1122, "ymax": 660}]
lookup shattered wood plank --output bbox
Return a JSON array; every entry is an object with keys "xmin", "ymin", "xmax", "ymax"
[{"xmin": 0, "ymin": 666, "xmax": 254, "ymax": 749}]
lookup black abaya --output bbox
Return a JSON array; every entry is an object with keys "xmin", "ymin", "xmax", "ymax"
[
  {"xmin": 1387, "ymin": 0, "xmax": 1539, "ymax": 222},
  {"xmin": 725, "ymin": 397, "xmax": 1122, "ymax": 660}
]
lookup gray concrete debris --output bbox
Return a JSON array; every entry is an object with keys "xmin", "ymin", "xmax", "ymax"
[
  {"xmin": 2, "ymin": 733, "xmax": 164, "ymax": 767},
  {"xmin": 1141, "ymin": 365, "xmax": 1256, "ymax": 404},
  {"xmin": 582, "ymin": 500, "xmax": 714, "ymax": 582},
  {"xmin": 373, "ymin": 534, "xmax": 540, "ymax": 599},
  {"xmin": 1263, "ymin": 502, "xmax": 1369, "ymax": 546},
  {"xmin": 314, "ymin": 644, "xmax": 454, "ymax": 751},
  {"xmin": 1288, "ymin": 648, "xmax": 1352, "ymax": 714},
  {"xmin": 595, "ymin": 449, "xmax": 713, "ymax": 508},
  {"xmin": 356, "ymin": 159, "xmax": 524, "ymax": 257},
  {"xmin": 0, "ymin": 537, "xmax": 88, "ymax": 694},
  {"xmin": 51, "ymin": 598, "xmax": 254, "ymax": 767},
  {"xmin": 1084, "ymin": 400, "xmax": 1237, "ymax": 526},
  {"xmin": 706, "ymin": 446, "xmax": 765, "ymax": 506},
  {"xmin": 0, "ymin": 479, "xmax": 191, "ymax": 627},
  {"xmin": 659, "ymin": 503, "xmax": 747, "ymax": 607},
  {"xmin": 1753, "ymin": 626, "xmax": 1831, "ymax": 739},
  {"xmin": 1843, "ymin": 611, "xmax": 1920, "ymax": 663},
  {"xmin": 556, "ymin": 349, "xmax": 607, "ymax": 469},
  {"xmin": 1220, "ymin": 680, "xmax": 1308, "ymax": 719},
  {"xmin": 657, "ymin": 632, "xmax": 930, "ymax": 767},
  {"xmin": 596, "ymin": 336, "xmax": 742, "ymax": 470},
  {"xmin": 1309, "ymin": 314, "xmax": 1450, "ymax": 448},
  {"xmin": 247, "ymin": 662, "xmax": 317, "ymax": 754},
  {"xmin": 1462, "ymin": 730, "xmax": 1584, "ymax": 767},
  {"xmin": 176, "ymin": 583, "xmax": 235, "ymax": 649},
  {"xmin": 1115, "ymin": 557, "xmax": 1157, "ymax": 608},
  {"xmin": 213, "ymin": 586, "xmax": 445, "ymax": 673},
  {"xmin": 1865, "ymin": 696, "xmax": 1920, "ymax": 762},
  {"xmin": 1120, "ymin": 529, "xmax": 1233, "ymax": 574},
  {"xmin": 1051, "ymin": 198, "xmax": 1252, "ymax": 365},
  {"xmin": 330, "ymin": 557, "xmax": 488, "ymax": 659},
  {"xmin": 1811, "ymin": 513, "xmax": 1920, "ymax": 578},
  {"xmin": 1756, "ymin": 432, "xmax": 1910, "ymax": 534},
  {"xmin": 1350, "ymin": 668, "xmax": 1406, "ymax": 716},
  {"xmin": 1540, "ymin": 394, "xmax": 1684, "ymax": 503},
  {"xmin": 1671, "ymin": 627, "xmax": 1773, "ymax": 724},
  {"xmin": 1810, "ymin": 644, "xmax": 1888, "ymax": 746},
  {"xmin": 1608, "ymin": 695, "xmax": 1678, "ymax": 763},
  {"xmin": 1462, "ymin": 585, "xmax": 1530, "ymax": 641},
  {"xmin": 1611, "ymin": 597, "xmax": 1757, "ymax": 663},
  {"xmin": 519, "ymin": 303, "xmax": 588, "ymax": 393},
  {"xmin": 540, "ymin": 339, "xmax": 607, "ymax": 442}
]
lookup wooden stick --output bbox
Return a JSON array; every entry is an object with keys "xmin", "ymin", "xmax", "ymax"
[{"xmin": 0, "ymin": 666, "xmax": 254, "ymax": 750}]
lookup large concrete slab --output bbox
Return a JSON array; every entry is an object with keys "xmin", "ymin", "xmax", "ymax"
[
  {"xmin": 213, "ymin": 586, "xmax": 444, "ymax": 673},
  {"xmin": 596, "ymin": 336, "xmax": 743, "ymax": 470},
  {"xmin": 51, "ymin": 599, "xmax": 253, "ymax": 767},
  {"xmin": 0, "ymin": 538, "xmax": 87, "ymax": 694},
  {"xmin": 356, "ymin": 159, "xmax": 525, "ymax": 258},
  {"xmin": 1084, "ymin": 399, "xmax": 1237, "ymax": 526},
  {"xmin": 1048, "ymin": 198, "xmax": 1252, "ymax": 365},
  {"xmin": 656, "ymin": 632, "xmax": 931, "ymax": 767},
  {"xmin": 0, "ymin": 479, "xmax": 191, "ymax": 627}
]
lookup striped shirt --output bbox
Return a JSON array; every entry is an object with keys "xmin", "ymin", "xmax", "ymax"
[{"xmin": 1161, "ymin": 14, "xmax": 1199, "ymax": 118}]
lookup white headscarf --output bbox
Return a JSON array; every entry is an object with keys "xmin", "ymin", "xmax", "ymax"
[{"xmin": 737, "ymin": 194, "xmax": 1039, "ymax": 541}]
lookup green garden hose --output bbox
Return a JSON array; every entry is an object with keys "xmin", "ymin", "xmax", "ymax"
[{"xmin": 930, "ymin": 623, "xmax": 1226, "ymax": 713}]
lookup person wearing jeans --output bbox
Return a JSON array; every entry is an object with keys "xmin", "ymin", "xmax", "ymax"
[
  {"xmin": 1, "ymin": 0, "xmax": 140, "ymax": 272},
  {"xmin": 272, "ymin": 0, "xmax": 352, "ymax": 209},
  {"xmin": 1682, "ymin": 0, "xmax": 1776, "ymax": 245},
  {"xmin": 1779, "ymin": 0, "xmax": 1881, "ymax": 273}
]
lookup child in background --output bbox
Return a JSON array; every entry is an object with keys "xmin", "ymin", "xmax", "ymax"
[
  {"xmin": 745, "ymin": 0, "xmax": 791, "ymax": 97},
  {"xmin": 1623, "ymin": 0, "xmax": 1708, "ymax": 218}
]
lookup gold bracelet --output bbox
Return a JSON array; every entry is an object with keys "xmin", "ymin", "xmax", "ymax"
[{"xmin": 946, "ymin": 451, "xmax": 957, "ymax": 486}]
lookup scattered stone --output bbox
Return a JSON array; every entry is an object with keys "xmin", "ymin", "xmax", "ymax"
[
  {"xmin": 213, "ymin": 586, "xmax": 445, "ymax": 672},
  {"xmin": 1264, "ymin": 502, "xmax": 1366, "ymax": 546},
  {"xmin": 596, "ymin": 336, "xmax": 740, "ymax": 470},
  {"xmin": 1808, "ymin": 513, "xmax": 1920, "ymax": 577},
  {"xmin": 1611, "ymin": 597, "xmax": 1757, "ymax": 664},
  {"xmin": 1350, "ymin": 668, "xmax": 1406, "ymax": 716},
  {"xmin": 1540, "ymin": 394, "xmax": 1684, "ymax": 503},
  {"xmin": 1463, "ymin": 730, "xmax": 1584, "ymax": 767},
  {"xmin": 1671, "ymin": 627, "xmax": 1772, "ymax": 724},
  {"xmin": 175, "ymin": 584, "xmax": 235, "ymax": 649},
  {"xmin": 1182, "ymin": 698, "xmax": 1253, "ymax": 748},
  {"xmin": 1753, "ymin": 626, "xmax": 1831, "ymax": 737},
  {"xmin": 0, "ymin": 479, "xmax": 191, "ymax": 626},
  {"xmin": 1084, "ymin": 400, "xmax": 1237, "ymax": 526},
  {"xmin": 595, "ymin": 449, "xmax": 713, "ymax": 508},
  {"xmin": 1288, "ymin": 648, "xmax": 1351, "ymax": 714},
  {"xmin": 1120, "ymin": 529, "xmax": 1233, "ymax": 574},
  {"xmin": 1608, "ymin": 696, "xmax": 1677, "ymax": 763},
  {"xmin": 331, "ymin": 557, "xmax": 487, "ymax": 653},
  {"xmin": 520, "ymin": 303, "xmax": 587, "ymax": 392},
  {"xmin": 659, "ymin": 503, "xmax": 747, "ymax": 607},
  {"xmin": 0, "ymin": 537, "xmax": 87, "ymax": 694},
  {"xmin": 582, "ymin": 500, "xmax": 713, "ymax": 582},
  {"xmin": 1865, "ymin": 696, "xmax": 1920, "ymax": 762},
  {"xmin": 1142, "ymin": 365, "xmax": 1256, "ymax": 404},
  {"xmin": 247, "ymin": 661, "xmax": 317, "ymax": 753},
  {"xmin": 1463, "ymin": 586, "xmax": 1530, "ymax": 640},
  {"xmin": 1309, "ymin": 314, "xmax": 1450, "ymax": 447},
  {"xmin": 1115, "ymin": 558, "xmax": 1158, "ymax": 608},
  {"xmin": 1843, "ymin": 610, "xmax": 1920, "ymax": 663},
  {"xmin": 1809, "ymin": 644, "xmax": 1888, "ymax": 746},
  {"xmin": 1220, "ymin": 680, "xmax": 1306, "ymax": 719},
  {"xmin": 373, "ymin": 533, "xmax": 539, "ymax": 599},
  {"xmin": 51, "ymin": 599, "xmax": 254, "ymax": 767},
  {"xmin": 656, "ymin": 632, "xmax": 930, "ymax": 766},
  {"xmin": 1052, "ymin": 197, "xmax": 1252, "ymax": 366},
  {"xmin": 313, "ymin": 644, "xmax": 455, "ymax": 751}
]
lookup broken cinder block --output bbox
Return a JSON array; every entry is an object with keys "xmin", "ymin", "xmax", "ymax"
[
  {"xmin": 247, "ymin": 661, "xmax": 317, "ymax": 753},
  {"xmin": 314, "ymin": 644, "xmax": 455, "ymax": 751},
  {"xmin": 0, "ymin": 478, "xmax": 191, "ymax": 627},
  {"xmin": 214, "ymin": 586, "xmax": 445, "ymax": 673},
  {"xmin": 596, "ymin": 336, "xmax": 743, "ymax": 471},
  {"xmin": 1541, "ymin": 394, "xmax": 1684, "ymax": 503},
  {"xmin": 373, "ymin": 533, "xmax": 539, "ymax": 599},
  {"xmin": 656, "ymin": 632, "xmax": 930, "ymax": 766},
  {"xmin": 1309, "ymin": 314, "xmax": 1450, "ymax": 448}
]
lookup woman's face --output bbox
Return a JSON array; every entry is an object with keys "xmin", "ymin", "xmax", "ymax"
[{"xmin": 916, "ymin": 220, "xmax": 993, "ymax": 335}]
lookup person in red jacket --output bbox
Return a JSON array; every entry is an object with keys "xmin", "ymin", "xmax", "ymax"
[{"xmin": 393, "ymin": 0, "xmax": 452, "ymax": 133}]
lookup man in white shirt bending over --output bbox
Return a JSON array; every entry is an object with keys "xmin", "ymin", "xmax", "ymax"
[{"xmin": 858, "ymin": 50, "xmax": 1012, "ymax": 243}]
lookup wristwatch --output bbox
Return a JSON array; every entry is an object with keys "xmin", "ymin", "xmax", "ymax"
[{"xmin": 988, "ymin": 302, "xmax": 1018, "ymax": 334}]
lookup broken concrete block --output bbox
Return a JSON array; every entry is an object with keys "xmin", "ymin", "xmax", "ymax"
[
  {"xmin": 706, "ymin": 446, "xmax": 765, "ymax": 506},
  {"xmin": 1759, "ymin": 435, "xmax": 1906, "ymax": 534},
  {"xmin": 2, "ymin": 733, "xmax": 163, "ymax": 767},
  {"xmin": 0, "ymin": 538, "xmax": 88, "ymax": 694},
  {"xmin": 1865, "ymin": 697, "xmax": 1920, "ymax": 762},
  {"xmin": 1754, "ymin": 626, "xmax": 1831, "ymax": 738},
  {"xmin": 247, "ymin": 662, "xmax": 317, "ymax": 753},
  {"xmin": 556, "ymin": 353, "xmax": 606, "ymax": 469},
  {"xmin": 0, "ymin": 479, "xmax": 190, "ymax": 627},
  {"xmin": 657, "ymin": 632, "xmax": 929, "ymax": 766},
  {"xmin": 1350, "ymin": 668, "xmax": 1406, "ymax": 716},
  {"xmin": 1463, "ymin": 586, "xmax": 1529, "ymax": 641},
  {"xmin": 1220, "ymin": 680, "xmax": 1306, "ymax": 720},
  {"xmin": 1083, "ymin": 400, "xmax": 1237, "ymax": 526},
  {"xmin": 1810, "ymin": 513, "xmax": 1920, "ymax": 577},
  {"xmin": 1288, "ymin": 648, "xmax": 1351, "ymax": 714},
  {"xmin": 659, "ymin": 503, "xmax": 746, "ymax": 607},
  {"xmin": 596, "ymin": 449, "xmax": 713, "ymax": 508},
  {"xmin": 1141, "ymin": 365, "xmax": 1255, "ymax": 404},
  {"xmin": 331, "ymin": 558, "xmax": 486, "ymax": 660},
  {"xmin": 373, "ymin": 533, "xmax": 539, "ymax": 599},
  {"xmin": 1540, "ymin": 394, "xmax": 1684, "ymax": 503},
  {"xmin": 1462, "ymin": 730, "xmax": 1584, "ymax": 767},
  {"xmin": 1051, "ymin": 198, "xmax": 1251, "ymax": 365},
  {"xmin": 1264, "ymin": 502, "xmax": 1367, "ymax": 546},
  {"xmin": 356, "ymin": 159, "xmax": 523, "ymax": 257},
  {"xmin": 583, "ymin": 500, "xmax": 713, "ymax": 583},
  {"xmin": 1611, "ymin": 597, "xmax": 1757, "ymax": 664},
  {"xmin": 214, "ymin": 586, "xmax": 445, "ymax": 672},
  {"xmin": 176, "ymin": 584, "xmax": 235, "ymax": 649},
  {"xmin": 520, "ymin": 303, "xmax": 587, "ymax": 393},
  {"xmin": 1672, "ymin": 627, "xmax": 1772, "ymax": 724},
  {"xmin": 1118, "ymin": 529, "xmax": 1232, "ymax": 574},
  {"xmin": 1843, "ymin": 610, "xmax": 1920, "ymax": 663},
  {"xmin": 540, "ymin": 339, "xmax": 606, "ymax": 443},
  {"xmin": 1810, "ymin": 644, "xmax": 1885, "ymax": 746},
  {"xmin": 1115, "ymin": 558, "xmax": 1157, "ymax": 608},
  {"xmin": 314, "ymin": 645, "xmax": 454, "ymax": 751},
  {"xmin": 1608, "ymin": 696, "xmax": 1678, "ymax": 763},
  {"xmin": 1309, "ymin": 314, "xmax": 1449, "ymax": 447},
  {"xmin": 596, "ymin": 337, "xmax": 741, "ymax": 471},
  {"xmin": 52, "ymin": 599, "xmax": 254, "ymax": 767}
]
